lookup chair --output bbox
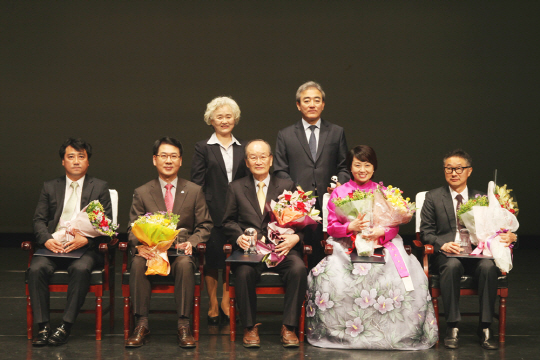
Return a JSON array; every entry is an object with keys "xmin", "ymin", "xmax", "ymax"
[
  {"xmin": 224, "ymin": 244, "xmax": 312, "ymax": 342},
  {"xmin": 23, "ymin": 189, "xmax": 119, "ymax": 341},
  {"xmin": 119, "ymin": 242, "xmax": 206, "ymax": 341},
  {"xmin": 412, "ymin": 191, "xmax": 509, "ymax": 343}
]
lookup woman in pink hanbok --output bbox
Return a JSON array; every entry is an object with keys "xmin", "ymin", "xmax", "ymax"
[{"xmin": 306, "ymin": 145, "xmax": 438, "ymax": 350}]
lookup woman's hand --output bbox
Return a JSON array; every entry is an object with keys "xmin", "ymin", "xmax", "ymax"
[
  {"xmin": 499, "ymin": 229, "xmax": 517, "ymax": 247},
  {"xmin": 347, "ymin": 213, "xmax": 370, "ymax": 233},
  {"xmin": 361, "ymin": 227, "xmax": 385, "ymax": 243},
  {"xmin": 137, "ymin": 245, "xmax": 155, "ymax": 260}
]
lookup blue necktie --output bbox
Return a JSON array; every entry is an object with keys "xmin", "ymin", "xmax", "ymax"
[{"xmin": 308, "ymin": 125, "xmax": 317, "ymax": 160}]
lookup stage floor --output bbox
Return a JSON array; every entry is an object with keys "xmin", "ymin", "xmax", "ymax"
[{"xmin": 1, "ymin": 247, "xmax": 538, "ymax": 360}]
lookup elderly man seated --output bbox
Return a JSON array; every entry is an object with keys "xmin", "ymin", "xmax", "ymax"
[{"xmin": 222, "ymin": 139, "xmax": 308, "ymax": 348}]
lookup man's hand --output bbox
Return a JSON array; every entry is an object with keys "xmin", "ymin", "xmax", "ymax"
[
  {"xmin": 499, "ymin": 229, "xmax": 517, "ymax": 247},
  {"xmin": 44, "ymin": 238, "xmax": 65, "ymax": 253},
  {"xmin": 63, "ymin": 231, "xmax": 89, "ymax": 253},
  {"xmin": 361, "ymin": 227, "xmax": 385, "ymax": 243},
  {"xmin": 441, "ymin": 242, "xmax": 462, "ymax": 254},
  {"xmin": 275, "ymin": 234, "xmax": 300, "ymax": 256},
  {"xmin": 236, "ymin": 235, "xmax": 250, "ymax": 251},
  {"xmin": 176, "ymin": 242, "xmax": 193, "ymax": 255},
  {"xmin": 347, "ymin": 213, "xmax": 370, "ymax": 233},
  {"xmin": 136, "ymin": 245, "xmax": 155, "ymax": 260}
]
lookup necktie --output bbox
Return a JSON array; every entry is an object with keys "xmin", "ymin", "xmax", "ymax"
[
  {"xmin": 308, "ymin": 125, "xmax": 317, "ymax": 160},
  {"xmin": 455, "ymin": 194, "xmax": 464, "ymax": 231},
  {"xmin": 57, "ymin": 182, "xmax": 79, "ymax": 230},
  {"xmin": 257, "ymin": 182, "xmax": 266, "ymax": 214},
  {"xmin": 165, "ymin": 183, "xmax": 174, "ymax": 213}
]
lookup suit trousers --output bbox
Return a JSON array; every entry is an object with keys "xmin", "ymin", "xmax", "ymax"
[
  {"xmin": 28, "ymin": 250, "xmax": 102, "ymax": 324},
  {"xmin": 234, "ymin": 250, "xmax": 307, "ymax": 328},
  {"xmin": 129, "ymin": 255, "xmax": 196, "ymax": 318},
  {"xmin": 433, "ymin": 254, "xmax": 498, "ymax": 324}
]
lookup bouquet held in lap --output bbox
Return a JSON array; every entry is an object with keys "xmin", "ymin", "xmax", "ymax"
[{"xmin": 131, "ymin": 211, "xmax": 181, "ymax": 276}]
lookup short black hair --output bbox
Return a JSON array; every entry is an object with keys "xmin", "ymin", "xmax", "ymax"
[
  {"xmin": 443, "ymin": 149, "xmax": 472, "ymax": 166},
  {"xmin": 59, "ymin": 138, "xmax": 92, "ymax": 159},
  {"xmin": 346, "ymin": 145, "xmax": 378, "ymax": 176},
  {"xmin": 153, "ymin": 137, "xmax": 183, "ymax": 156}
]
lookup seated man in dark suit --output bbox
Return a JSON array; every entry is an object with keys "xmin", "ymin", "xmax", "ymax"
[
  {"xmin": 222, "ymin": 139, "xmax": 308, "ymax": 348},
  {"xmin": 125, "ymin": 137, "xmax": 213, "ymax": 349},
  {"xmin": 30, "ymin": 138, "xmax": 112, "ymax": 346},
  {"xmin": 420, "ymin": 149, "xmax": 517, "ymax": 350}
]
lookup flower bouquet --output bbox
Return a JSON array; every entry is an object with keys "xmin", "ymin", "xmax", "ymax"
[
  {"xmin": 53, "ymin": 200, "xmax": 118, "ymax": 245},
  {"xmin": 331, "ymin": 189, "xmax": 375, "ymax": 256},
  {"xmin": 258, "ymin": 186, "xmax": 322, "ymax": 267},
  {"xmin": 373, "ymin": 184, "xmax": 416, "ymax": 229},
  {"xmin": 457, "ymin": 181, "xmax": 519, "ymax": 272},
  {"xmin": 131, "ymin": 212, "xmax": 181, "ymax": 276}
]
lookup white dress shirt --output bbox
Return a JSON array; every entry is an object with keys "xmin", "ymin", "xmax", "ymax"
[
  {"xmin": 63, "ymin": 175, "xmax": 85, "ymax": 219},
  {"xmin": 302, "ymin": 118, "xmax": 321, "ymax": 153},
  {"xmin": 159, "ymin": 177, "xmax": 178, "ymax": 203},
  {"xmin": 254, "ymin": 174, "xmax": 271, "ymax": 198},
  {"xmin": 449, "ymin": 186, "xmax": 469, "ymax": 242},
  {"xmin": 207, "ymin": 132, "xmax": 241, "ymax": 183}
]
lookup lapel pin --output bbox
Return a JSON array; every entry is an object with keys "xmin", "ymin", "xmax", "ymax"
[{"xmin": 181, "ymin": 191, "xmax": 185, "ymax": 194}]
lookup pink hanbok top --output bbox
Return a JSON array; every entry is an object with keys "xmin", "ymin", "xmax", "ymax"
[{"xmin": 327, "ymin": 179, "xmax": 398, "ymax": 244}]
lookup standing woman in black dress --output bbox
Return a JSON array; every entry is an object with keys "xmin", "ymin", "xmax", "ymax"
[{"xmin": 191, "ymin": 96, "xmax": 248, "ymax": 324}]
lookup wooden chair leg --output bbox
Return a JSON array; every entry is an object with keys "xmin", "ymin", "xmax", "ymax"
[
  {"xmin": 230, "ymin": 297, "xmax": 236, "ymax": 342},
  {"xmin": 193, "ymin": 294, "xmax": 200, "ymax": 341},
  {"xmin": 499, "ymin": 297, "xmax": 506, "ymax": 343},
  {"xmin": 299, "ymin": 300, "xmax": 306, "ymax": 342},
  {"xmin": 96, "ymin": 290, "xmax": 103, "ymax": 341},
  {"xmin": 123, "ymin": 297, "xmax": 130, "ymax": 340},
  {"xmin": 26, "ymin": 292, "xmax": 33, "ymax": 340}
]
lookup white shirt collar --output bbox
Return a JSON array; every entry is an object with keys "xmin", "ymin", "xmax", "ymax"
[
  {"xmin": 302, "ymin": 118, "xmax": 321, "ymax": 130},
  {"xmin": 254, "ymin": 174, "xmax": 270, "ymax": 189},
  {"xmin": 207, "ymin": 132, "xmax": 240, "ymax": 148},
  {"xmin": 159, "ymin": 177, "xmax": 178, "ymax": 189},
  {"xmin": 449, "ymin": 186, "xmax": 469, "ymax": 201},
  {"xmin": 66, "ymin": 175, "xmax": 85, "ymax": 189}
]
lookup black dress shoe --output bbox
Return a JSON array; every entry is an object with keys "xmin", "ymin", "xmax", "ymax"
[
  {"xmin": 48, "ymin": 324, "xmax": 70, "ymax": 346},
  {"xmin": 219, "ymin": 306, "xmax": 230, "ymax": 326},
  {"xmin": 444, "ymin": 327, "xmax": 459, "ymax": 349},
  {"xmin": 478, "ymin": 327, "xmax": 498, "ymax": 350},
  {"xmin": 32, "ymin": 325, "xmax": 51, "ymax": 347},
  {"xmin": 207, "ymin": 314, "xmax": 219, "ymax": 325}
]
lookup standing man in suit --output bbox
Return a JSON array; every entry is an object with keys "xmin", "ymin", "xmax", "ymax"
[
  {"xmin": 274, "ymin": 81, "xmax": 349, "ymax": 267},
  {"xmin": 30, "ymin": 138, "xmax": 112, "ymax": 346},
  {"xmin": 222, "ymin": 140, "xmax": 307, "ymax": 348},
  {"xmin": 191, "ymin": 96, "xmax": 248, "ymax": 325},
  {"xmin": 125, "ymin": 137, "xmax": 213, "ymax": 349},
  {"xmin": 420, "ymin": 149, "xmax": 517, "ymax": 350}
]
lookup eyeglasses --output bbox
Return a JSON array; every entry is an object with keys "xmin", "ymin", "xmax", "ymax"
[
  {"xmin": 247, "ymin": 155, "xmax": 270, "ymax": 162},
  {"xmin": 157, "ymin": 153, "xmax": 181, "ymax": 161},
  {"xmin": 444, "ymin": 166, "xmax": 471, "ymax": 174}
]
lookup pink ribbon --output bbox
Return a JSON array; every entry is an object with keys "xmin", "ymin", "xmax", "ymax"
[
  {"xmin": 256, "ymin": 240, "xmax": 285, "ymax": 267},
  {"xmin": 470, "ymin": 229, "xmax": 507, "ymax": 256},
  {"xmin": 382, "ymin": 242, "xmax": 410, "ymax": 278}
]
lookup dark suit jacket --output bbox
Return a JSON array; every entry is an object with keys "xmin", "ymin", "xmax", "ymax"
[
  {"xmin": 33, "ymin": 175, "xmax": 112, "ymax": 248},
  {"xmin": 190, "ymin": 138, "xmax": 248, "ymax": 227},
  {"xmin": 420, "ymin": 186, "xmax": 484, "ymax": 252},
  {"xmin": 127, "ymin": 178, "xmax": 213, "ymax": 249},
  {"xmin": 221, "ymin": 174, "xmax": 305, "ymax": 252},
  {"xmin": 274, "ymin": 119, "xmax": 349, "ymax": 208}
]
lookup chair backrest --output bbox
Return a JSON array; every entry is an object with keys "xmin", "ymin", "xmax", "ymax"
[
  {"xmin": 415, "ymin": 191, "xmax": 427, "ymax": 233},
  {"xmin": 109, "ymin": 189, "xmax": 118, "ymax": 225},
  {"xmin": 322, "ymin": 193, "xmax": 330, "ymax": 232}
]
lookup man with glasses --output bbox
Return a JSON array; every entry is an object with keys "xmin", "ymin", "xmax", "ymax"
[
  {"xmin": 222, "ymin": 140, "xmax": 307, "ymax": 348},
  {"xmin": 125, "ymin": 137, "xmax": 213, "ymax": 349},
  {"xmin": 420, "ymin": 149, "xmax": 516, "ymax": 350}
]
